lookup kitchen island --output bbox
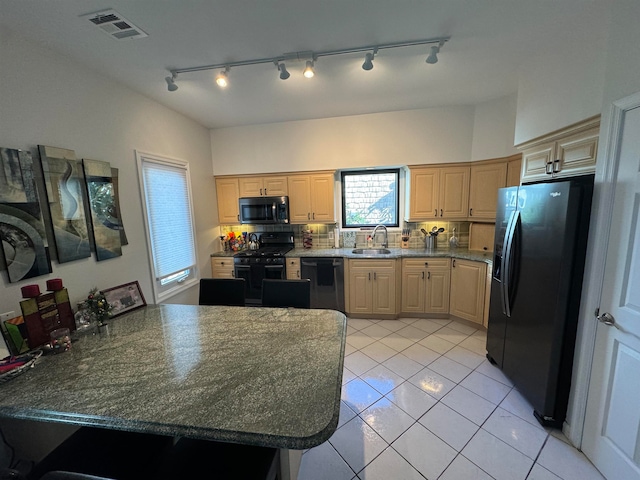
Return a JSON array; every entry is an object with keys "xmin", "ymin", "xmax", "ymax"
[{"xmin": 0, "ymin": 304, "xmax": 347, "ymax": 479}]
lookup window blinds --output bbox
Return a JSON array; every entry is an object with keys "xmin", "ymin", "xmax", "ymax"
[{"xmin": 141, "ymin": 159, "xmax": 196, "ymax": 279}]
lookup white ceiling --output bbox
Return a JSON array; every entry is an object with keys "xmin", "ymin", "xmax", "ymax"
[{"xmin": 0, "ymin": 1, "xmax": 610, "ymax": 129}]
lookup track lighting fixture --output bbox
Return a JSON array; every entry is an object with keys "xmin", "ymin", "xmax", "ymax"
[
  {"xmin": 164, "ymin": 36, "xmax": 449, "ymax": 92},
  {"xmin": 276, "ymin": 62, "xmax": 290, "ymax": 80},
  {"xmin": 362, "ymin": 47, "xmax": 379, "ymax": 71},
  {"xmin": 165, "ymin": 73, "xmax": 178, "ymax": 91},
  {"xmin": 426, "ymin": 44, "xmax": 440, "ymax": 64},
  {"xmin": 303, "ymin": 60, "xmax": 315, "ymax": 78},
  {"xmin": 215, "ymin": 67, "xmax": 229, "ymax": 87}
]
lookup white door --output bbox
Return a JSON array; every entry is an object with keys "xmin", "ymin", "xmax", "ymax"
[{"xmin": 582, "ymin": 104, "xmax": 640, "ymax": 479}]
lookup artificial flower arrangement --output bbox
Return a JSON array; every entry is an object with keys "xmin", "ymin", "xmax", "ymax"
[{"xmin": 84, "ymin": 287, "xmax": 113, "ymax": 326}]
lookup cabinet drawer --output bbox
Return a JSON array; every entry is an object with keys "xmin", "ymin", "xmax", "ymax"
[
  {"xmin": 211, "ymin": 258, "xmax": 234, "ymax": 269},
  {"xmin": 350, "ymin": 259, "xmax": 396, "ymax": 270},
  {"xmin": 402, "ymin": 258, "xmax": 449, "ymax": 270}
]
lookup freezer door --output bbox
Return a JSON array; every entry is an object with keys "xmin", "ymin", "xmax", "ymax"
[{"xmin": 486, "ymin": 186, "xmax": 518, "ymax": 367}]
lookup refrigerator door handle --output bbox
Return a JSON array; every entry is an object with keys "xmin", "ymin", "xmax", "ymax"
[
  {"xmin": 503, "ymin": 210, "xmax": 520, "ymax": 317},
  {"xmin": 500, "ymin": 211, "xmax": 516, "ymax": 315}
]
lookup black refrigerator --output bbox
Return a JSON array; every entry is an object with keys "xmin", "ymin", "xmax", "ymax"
[{"xmin": 486, "ymin": 175, "xmax": 593, "ymax": 428}]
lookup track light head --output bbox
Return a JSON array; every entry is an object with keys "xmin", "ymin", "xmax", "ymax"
[
  {"xmin": 215, "ymin": 67, "xmax": 229, "ymax": 87},
  {"xmin": 362, "ymin": 52, "xmax": 375, "ymax": 71},
  {"xmin": 426, "ymin": 45, "xmax": 440, "ymax": 64},
  {"xmin": 165, "ymin": 73, "xmax": 178, "ymax": 92},
  {"xmin": 303, "ymin": 60, "xmax": 315, "ymax": 78},
  {"xmin": 277, "ymin": 62, "xmax": 290, "ymax": 80}
]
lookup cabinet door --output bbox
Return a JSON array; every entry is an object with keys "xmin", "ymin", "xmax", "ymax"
[
  {"xmin": 286, "ymin": 258, "xmax": 300, "ymax": 279},
  {"xmin": 521, "ymin": 142, "xmax": 555, "ymax": 183},
  {"xmin": 348, "ymin": 270, "xmax": 372, "ymax": 314},
  {"xmin": 211, "ymin": 258, "xmax": 235, "ymax": 279},
  {"xmin": 263, "ymin": 176, "xmax": 288, "ymax": 196},
  {"xmin": 238, "ymin": 177, "xmax": 264, "ymax": 197},
  {"xmin": 288, "ymin": 175, "xmax": 312, "ymax": 223},
  {"xmin": 469, "ymin": 162, "xmax": 507, "ymax": 221},
  {"xmin": 426, "ymin": 267, "xmax": 451, "ymax": 314},
  {"xmin": 401, "ymin": 268, "xmax": 425, "ymax": 313},
  {"xmin": 309, "ymin": 173, "xmax": 335, "ymax": 222},
  {"xmin": 449, "ymin": 259, "xmax": 486, "ymax": 324},
  {"xmin": 506, "ymin": 156, "xmax": 522, "ymax": 187},
  {"xmin": 373, "ymin": 268, "xmax": 396, "ymax": 314},
  {"xmin": 215, "ymin": 177, "xmax": 240, "ymax": 224},
  {"xmin": 556, "ymin": 126, "xmax": 598, "ymax": 176},
  {"xmin": 409, "ymin": 168, "xmax": 439, "ymax": 220},
  {"xmin": 439, "ymin": 166, "xmax": 470, "ymax": 219}
]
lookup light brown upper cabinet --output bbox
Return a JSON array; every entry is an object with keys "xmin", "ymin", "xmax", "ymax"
[
  {"xmin": 468, "ymin": 161, "xmax": 507, "ymax": 222},
  {"xmin": 238, "ymin": 175, "xmax": 288, "ymax": 197},
  {"xmin": 288, "ymin": 172, "xmax": 335, "ymax": 224},
  {"xmin": 519, "ymin": 116, "xmax": 600, "ymax": 183},
  {"xmin": 408, "ymin": 165, "xmax": 470, "ymax": 221},
  {"xmin": 506, "ymin": 154, "xmax": 522, "ymax": 187},
  {"xmin": 215, "ymin": 177, "xmax": 240, "ymax": 224}
]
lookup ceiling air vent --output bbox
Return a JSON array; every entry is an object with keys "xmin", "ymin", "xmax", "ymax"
[{"xmin": 82, "ymin": 9, "xmax": 148, "ymax": 40}]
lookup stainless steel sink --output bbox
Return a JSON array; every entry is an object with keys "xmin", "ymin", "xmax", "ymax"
[{"xmin": 351, "ymin": 248, "xmax": 392, "ymax": 255}]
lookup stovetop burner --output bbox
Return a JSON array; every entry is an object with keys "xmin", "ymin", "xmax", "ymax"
[{"xmin": 234, "ymin": 246, "xmax": 293, "ymax": 258}]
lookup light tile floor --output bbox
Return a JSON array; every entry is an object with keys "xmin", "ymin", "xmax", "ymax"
[{"xmin": 298, "ymin": 317, "xmax": 605, "ymax": 480}]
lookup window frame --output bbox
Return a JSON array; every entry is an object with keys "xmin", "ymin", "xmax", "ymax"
[
  {"xmin": 136, "ymin": 150, "xmax": 199, "ymax": 303},
  {"xmin": 340, "ymin": 168, "xmax": 401, "ymax": 229}
]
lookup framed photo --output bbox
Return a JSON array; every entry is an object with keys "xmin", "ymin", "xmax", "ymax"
[{"xmin": 101, "ymin": 281, "xmax": 147, "ymax": 318}]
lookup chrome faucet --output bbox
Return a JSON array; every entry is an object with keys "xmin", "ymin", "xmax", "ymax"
[{"xmin": 371, "ymin": 224, "xmax": 388, "ymax": 248}]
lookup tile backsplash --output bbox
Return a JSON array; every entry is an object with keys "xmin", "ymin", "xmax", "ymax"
[{"xmin": 220, "ymin": 221, "xmax": 480, "ymax": 250}]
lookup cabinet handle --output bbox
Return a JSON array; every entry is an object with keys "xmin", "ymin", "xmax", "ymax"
[
  {"xmin": 308, "ymin": 213, "xmax": 311, "ymax": 220},
  {"xmin": 545, "ymin": 161, "xmax": 553, "ymax": 174},
  {"xmin": 313, "ymin": 213, "xmax": 315, "ymax": 220},
  {"xmin": 434, "ymin": 209, "xmax": 437, "ymax": 217},
  {"xmin": 221, "ymin": 261, "xmax": 224, "ymax": 265},
  {"xmin": 369, "ymin": 272, "xmax": 371, "ymax": 281},
  {"xmin": 297, "ymin": 270, "xmax": 300, "ymax": 278},
  {"xmin": 470, "ymin": 208, "xmax": 473, "ymax": 216},
  {"xmin": 232, "ymin": 270, "xmax": 235, "ymax": 277},
  {"xmin": 453, "ymin": 259, "xmax": 456, "ymax": 267},
  {"xmin": 553, "ymin": 159, "xmax": 561, "ymax": 173},
  {"xmin": 424, "ymin": 262, "xmax": 428, "ymax": 267},
  {"xmin": 264, "ymin": 188, "xmax": 267, "ymax": 196},
  {"xmin": 428, "ymin": 271, "xmax": 431, "ymax": 280},
  {"xmin": 422, "ymin": 271, "xmax": 425, "ymax": 280},
  {"xmin": 440, "ymin": 209, "xmax": 443, "ymax": 217},
  {"xmin": 260, "ymin": 188, "xmax": 263, "ymax": 195},
  {"xmin": 374, "ymin": 272, "xmax": 377, "ymax": 280},
  {"xmin": 237, "ymin": 214, "xmax": 240, "ymax": 221}
]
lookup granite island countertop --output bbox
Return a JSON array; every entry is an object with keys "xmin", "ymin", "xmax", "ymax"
[
  {"xmin": 212, "ymin": 247, "xmax": 493, "ymax": 264},
  {"xmin": 0, "ymin": 304, "xmax": 347, "ymax": 450}
]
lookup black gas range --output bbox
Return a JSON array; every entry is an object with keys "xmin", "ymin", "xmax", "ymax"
[{"xmin": 233, "ymin": 232, "xmax": 294, "ymax": 304}]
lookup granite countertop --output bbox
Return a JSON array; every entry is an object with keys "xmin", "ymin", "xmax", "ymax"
[
  {"xmin": 212, "ymin": 247, "xmax": 493, "ymax": 264},
  {"xmin": 0, "ymin": 304, "xmax": 347, "ymax": 450}
]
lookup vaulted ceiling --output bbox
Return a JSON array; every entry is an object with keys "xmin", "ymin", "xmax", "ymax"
[{"xmin": 0, "ymin": 1, "xmax": 610, "ymax": 129}]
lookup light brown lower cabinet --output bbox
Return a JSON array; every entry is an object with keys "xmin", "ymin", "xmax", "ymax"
[
  {"xmin": 286, "ymin": 258, "xmax": 301, "ymax": 279},
  {"xmin": 449, "ymin": 258, "xmax": 487, "ymax": 324},
  {"xmin": 347, "ymin": 259, "xmax": 397, "ymax": 315},
  {"xmin": 401, "ymin": 258, "xmax": 450, "ymax": 314},
  {"xmin": 211, "ymin": 258, "xmax": 235, "ymax": 279}
]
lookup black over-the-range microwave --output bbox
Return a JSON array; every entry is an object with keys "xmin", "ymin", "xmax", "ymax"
[{"xmin": 238, "ymin": 196, "xmax": 290, "ymax": 224}]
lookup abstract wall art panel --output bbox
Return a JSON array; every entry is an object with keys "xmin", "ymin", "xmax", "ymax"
[
  {"xmin": 0, "ymin": 147, "xmax": 52, "ymax": 282},
  {"xmin": 38, "ymin": 145, "xmax": 91, "ymax": 263},
  {"xmin": 82, "ymin": 159, "xmax": 122, "ymax": 261},
  {"xmin": 111, "ymin": 167, "xmax": 128, "ymax": 246}
]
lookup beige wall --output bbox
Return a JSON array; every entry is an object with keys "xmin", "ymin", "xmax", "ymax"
[
  {"xmin": 471, "ymin": 94, "xmax": 519, "ymax": 161},
  {"xmin": 210, "ymin": 106, "xmax": 478, "ymax": 175},
  {"xmin": 0, "ymin": 26, "xmax": 216, "ymax": 333},
  {"xmin": 514, "ymin": 12, "xmax": 608, "ymax": 144}
]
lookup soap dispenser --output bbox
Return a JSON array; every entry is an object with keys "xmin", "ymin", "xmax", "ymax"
[{"xmin": 449, "ymin": 228, "xmax": 459, "ymax": 248}]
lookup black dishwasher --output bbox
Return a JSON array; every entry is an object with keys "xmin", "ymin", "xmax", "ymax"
[{"xmin": 300, "ymin": 258, "xmax": 345, "ymax": 312}]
